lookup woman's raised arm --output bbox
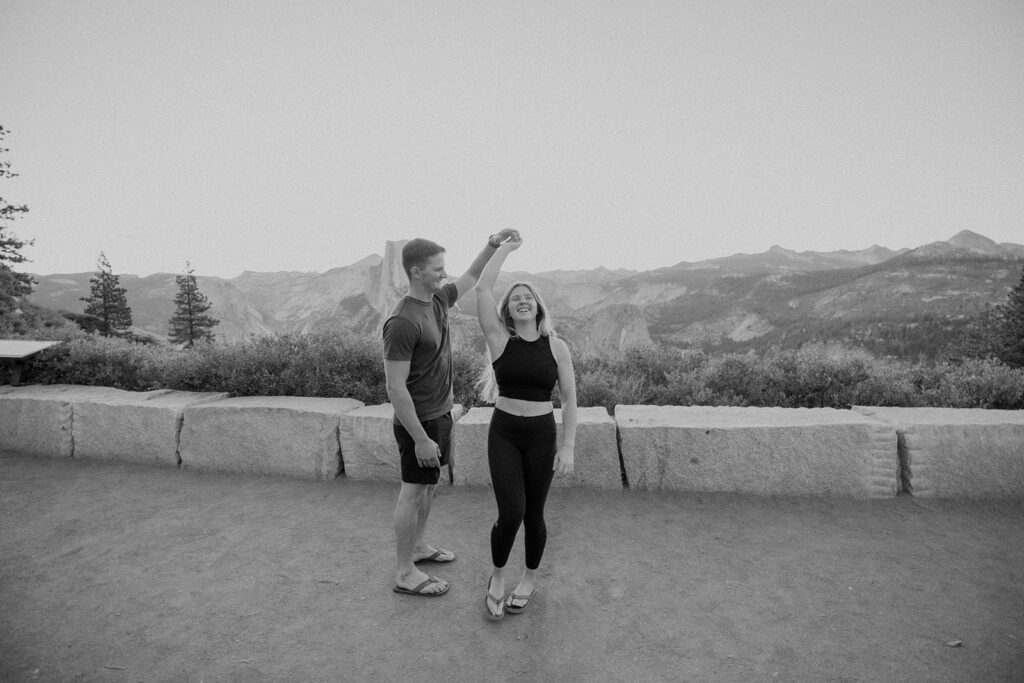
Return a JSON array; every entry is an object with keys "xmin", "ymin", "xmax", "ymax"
[{"xmin": 474, "ymin": 237, "xmax": 522, "ymax": 355}]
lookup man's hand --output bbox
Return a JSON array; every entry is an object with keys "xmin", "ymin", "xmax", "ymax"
[
  {"xmin": 415, "ymin": 438, "xmax": 441, "ymax": 469},
  {"xmin": 490, "ymin": 228, "xmax": 521, "ymax": 246}
]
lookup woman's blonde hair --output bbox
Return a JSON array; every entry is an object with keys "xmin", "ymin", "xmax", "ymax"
[{"xmin": 476, "ymin": 281, "xmax": 557, "ymax": 403}]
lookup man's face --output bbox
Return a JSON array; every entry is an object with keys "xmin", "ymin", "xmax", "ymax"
[{"xmin": 416, "ymin": 253, "xmax": 448, "ymax": 291}]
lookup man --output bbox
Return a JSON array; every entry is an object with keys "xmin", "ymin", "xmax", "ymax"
[{"xmin": 384, "ymin": 229, "xmax": 519, "ymax": 596}]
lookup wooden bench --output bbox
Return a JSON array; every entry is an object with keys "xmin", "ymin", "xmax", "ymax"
[{"xmin": 0, "ymin": 340, "xmax": 64, "ymax": 386}]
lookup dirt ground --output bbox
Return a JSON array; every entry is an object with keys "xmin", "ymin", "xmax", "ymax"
[{"xmin": 1, "ymin": 454, "xmax": 1022, "ymax": 683}]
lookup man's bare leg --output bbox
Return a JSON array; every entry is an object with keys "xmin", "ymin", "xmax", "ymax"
[
  {"xmin": 416, "ymin": 482, "xmax": 434, "ymax": 547},
  {"xmin": 394, "ymin": 482, "xmax": 446, "ymax": 593}
]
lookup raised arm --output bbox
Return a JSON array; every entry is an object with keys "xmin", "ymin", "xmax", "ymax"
[
  {"xmin": 474, "ymin": 238, "xmax": 522, "ymax": 356},
  {"xmin": 452, "ymin": 228, "xmax": 520, "ymax": 300}
]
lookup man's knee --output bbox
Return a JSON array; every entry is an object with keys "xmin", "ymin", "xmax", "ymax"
[{"xmin": 399, "ymin": 482, "xmax": 434, "ymax": 505}]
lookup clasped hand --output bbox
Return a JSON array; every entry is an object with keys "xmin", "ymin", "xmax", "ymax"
[{"xmin": 491, "ymin": 228, "xmax": 522, "ymax": 247}]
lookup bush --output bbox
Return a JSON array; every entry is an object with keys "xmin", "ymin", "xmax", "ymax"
[
  {"xmin": 10, "ymin": 333, "xmax": 1024, "ymax": 410},
  {"xmin": 761, "ymin": 345, "xmax": 872, "ymax": 408},
  {"xmin": 18, "ymin": 331, "xmax": 389, "ymax": 401},
  {"xmin": 24, "ymin": 335, "xmax": 161, "ymax": 389},
  {"xmin": 929, "ymin": 358, "xmax": 1024, "ymax": 409},
  {"xmin": 567, "ymin": 343, "xmax": 1024, "ymax": 411},
  {"xmin": 0, "ymin": 303, "xmax": 82, "ymax": 339}
]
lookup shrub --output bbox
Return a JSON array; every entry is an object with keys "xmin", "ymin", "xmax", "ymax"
[
  {"xmin": 930, "ymin": 358, "xmax": 1024, "ymax": 409},
  {"xmin": 0, "ymin": 304, "xmax": 83, "ymax": 341},
  {"xmin": 18, "ymin": 331, "xmax": 389, "ymax": 401},
  {"xmin": 10, "ymin": 332, "xmax": 1024, "ymax": 410},
  {"xmin": 25, "ymin": 335, "xmax": 162, "ymax": 389},
  {"xmin": 761, "ymin": 345, "xmax": 872, "ymax": 408},
  {"xmin": 698, "ymin": 354, "xmax": 759, "ymax": 406},
  {"xmin": 849, "ymin": 361, "xmax": 928, "ymax": 407},
  {"xmin": 574, "ymin": 367, "xmax": 619, "ymax": 412},
  {"xmin": 452, "ymin": 345, "xmax": 482, "ymax": 408}
]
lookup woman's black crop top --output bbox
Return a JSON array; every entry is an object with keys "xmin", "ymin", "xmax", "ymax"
[{"xmin": 493, "ymin": 335, "xmax": 558, "ymax": 401}]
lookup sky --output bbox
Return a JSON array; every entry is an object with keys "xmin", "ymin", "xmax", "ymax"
[{"xmin": 1, "ymin": 1, "xmax": 1023, "ymax": 279}]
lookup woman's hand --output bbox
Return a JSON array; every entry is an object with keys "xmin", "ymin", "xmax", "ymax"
[
  {"xmin": 503, "ymin": 235, "xmax": 523, "ymax": 251},
  {"xmin": 553, "ymin": 445, "xmax": 574, "ymax": 475}
]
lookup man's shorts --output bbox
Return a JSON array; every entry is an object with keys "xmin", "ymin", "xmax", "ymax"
[{"xmin": 393, "ymin": 412, "xmax": 453, "ymax": 485}]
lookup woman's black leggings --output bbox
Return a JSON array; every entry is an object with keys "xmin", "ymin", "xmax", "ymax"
[{"xmin": 488, "ymin": 408, "xmax": 557, "ymax": 570}]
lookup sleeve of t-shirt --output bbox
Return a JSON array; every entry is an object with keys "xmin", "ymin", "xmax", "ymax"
[
  {"xmin": 382, "ymin": 316, "xmax": 417, "ymax": 361},
  {"xmin": 440, "ymin": 281, "xmax": 459, "ymax": 308}
]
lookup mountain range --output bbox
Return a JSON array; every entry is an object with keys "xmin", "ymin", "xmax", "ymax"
[{"xmin": 28, "ymin": 230, "xmax": 1024, "ymax": 359}]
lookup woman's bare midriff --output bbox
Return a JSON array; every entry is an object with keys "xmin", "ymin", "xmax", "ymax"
[{"xmin": 494, "ymin": 396, "xmax": 554, "ymax": 417}]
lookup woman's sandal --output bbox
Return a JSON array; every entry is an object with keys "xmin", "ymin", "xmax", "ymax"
[
  {"xmin": 504, "ymin": 587, "xmax": 536, "ymax": 614},
  {"xmin": 485, "ymin": 576, "xmax": 505, "ymax": 621}
]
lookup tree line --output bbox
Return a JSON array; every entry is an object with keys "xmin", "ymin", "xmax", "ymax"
[
  {"xmin": 0, "ymin": 126, "xmax": 32, "ymax": 315},
  {"xmin": 0, "ymin": 125, "xmax": 218, "ymax": 346},
  {"xmin": 77, "ymin": 253, "xmax": 219, "ymax": 346}
]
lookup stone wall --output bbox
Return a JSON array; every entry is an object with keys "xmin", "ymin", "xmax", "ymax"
[
  {"xmin": 2, "ymin": 384, "xmax": 1022, "ymax": 497},
  {"xmin": 852, "ymin": 406, "xmax": 1024, "ymax": 498},
  {"xmin": 616, "ymin": 405, "xmax": 898, "ymax": 497},
  {"xmin": 179, "ymin": 396, "xmax": 363, "ymax": 480},
  {"xmin": 452, "ymin": 407, "xmax": 620, "ymax": 489}
]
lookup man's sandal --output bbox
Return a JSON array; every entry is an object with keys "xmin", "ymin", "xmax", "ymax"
[
  {"xmin": 414, "ymin": 548, "xmax": 456, "ymax": 564},
  {"xmin": 393, "ymin": 576, "xmax": 449, "ymax": 597}
]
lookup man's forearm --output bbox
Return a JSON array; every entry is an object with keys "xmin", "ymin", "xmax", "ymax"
[{"xmin": 463, "ymin": 239, "xmax": 501, "ymax": 285}]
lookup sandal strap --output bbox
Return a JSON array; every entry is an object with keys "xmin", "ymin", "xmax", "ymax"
[{"xmin": 486, "ymin": 577, "xmax": 504, "ymax": 616}]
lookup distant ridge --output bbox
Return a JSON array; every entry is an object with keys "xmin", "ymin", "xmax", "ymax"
[
  {"xmin": 652, "ymin": 243, "xmax": 905, "ymax": 276},
  {"xmin": 894, "ymin": 229, "xmax": 1024, "ymax": 261},
  {"xmin": 29, "ymin": 231, "xmax": 1024, "ymax": 359}
]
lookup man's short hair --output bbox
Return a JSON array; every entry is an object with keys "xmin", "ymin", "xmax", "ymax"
[{"xmin": 402, "ymin": 239, "xmax": 446, "ymax": 277}]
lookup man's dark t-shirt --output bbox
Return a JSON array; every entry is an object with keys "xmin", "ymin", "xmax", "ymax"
[{"xmin": 382, "ymin": 282, "xmax": 459, "ymax": 423}]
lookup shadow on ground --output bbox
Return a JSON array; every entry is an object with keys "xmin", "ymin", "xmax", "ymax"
[{"xmin": 1, "ymin": 455, "xmax": 1022, "ymax": 682}]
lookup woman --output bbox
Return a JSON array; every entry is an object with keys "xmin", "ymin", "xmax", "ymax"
[{"xmin": 474, "ymin": 234, "xmax": 578, "ymax": 621}]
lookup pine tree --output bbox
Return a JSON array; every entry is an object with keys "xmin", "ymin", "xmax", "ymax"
[
  {"xmin": 945, "ymin": 304, "xmax": 1004, "ymax": 361},
  {"xmin": 997, "ymin": 268, "xmax": 1024, "ymax": 368},
  {"xmin": 0, "ymin": 125, "xmax": 34, "ymax": 313},
  {"xmin": 168, "ymin": 262, "xmax": 218, "ymax": 346},
  {"xmin": 80, "ymin": 253, "xmax": 133, "ymax": 335}
]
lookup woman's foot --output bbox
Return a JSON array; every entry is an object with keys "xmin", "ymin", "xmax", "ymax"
[
  {"xmin": 485, "ymin": 575, "xmax": 505, "ymax": 621},
  {"xmin": 506, "ymin": 574, "xmax": 537, "ymax": 614}
]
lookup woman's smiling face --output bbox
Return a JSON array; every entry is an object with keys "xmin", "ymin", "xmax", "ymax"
[{"xmin": 507, "ymin": 285, "xmax": 537, "ymax": 322}]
